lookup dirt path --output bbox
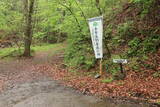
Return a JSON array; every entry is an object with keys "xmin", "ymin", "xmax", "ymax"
[{"xmin": 0, "ymin": 49, "xmax": 152, "ymax": 107}]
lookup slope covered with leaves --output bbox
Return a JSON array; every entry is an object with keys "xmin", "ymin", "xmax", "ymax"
[
  {"xmin": 50, "ymin": 0, "xmax": 160, "ymax": 104},
  {"xmin": 51, "ymin": 0, "xmax": 160, "ymax": 74},
  {"xmin": 103, "ymin": 0, "xmax": 160, "ymax": 76}
]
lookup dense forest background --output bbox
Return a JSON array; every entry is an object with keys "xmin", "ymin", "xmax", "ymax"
[{"xmin": 0, "ymin": 0, "xmax": 159, "ymax": 76}]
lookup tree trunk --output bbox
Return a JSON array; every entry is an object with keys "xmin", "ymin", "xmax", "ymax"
[{"xmin": 23, "ymin": 0, "xmax": 35, "ymax": 57}]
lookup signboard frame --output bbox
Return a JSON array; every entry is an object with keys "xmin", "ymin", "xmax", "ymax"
[{"xmin": 113, "ymin": 59, "xmax": 128, "ymax": 64}]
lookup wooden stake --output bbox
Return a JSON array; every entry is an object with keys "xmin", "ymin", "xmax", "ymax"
[
  {"xmin": 100, "ymin": 58, "xmax": 103, "ymax": 76},
  {"xmin": 119, "ymin": 63, "xmax": 123, "ymax": 73}
]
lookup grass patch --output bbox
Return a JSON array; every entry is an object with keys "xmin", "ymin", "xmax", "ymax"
[
  {"xmin": 32, "ymin": 43, "xmax": 64, "ymax": 52},
  {"xmin": 0, "ymin": 43, "xmax": 65, "ymax": 59},
  {"xmin": 0, "ymin": 47, "xmax": 16, "ymax": 58}
]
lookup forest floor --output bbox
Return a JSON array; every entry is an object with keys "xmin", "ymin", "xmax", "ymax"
[{"xmin": 0, "ymin": 44, "xmax": 159, "ymax": 107}]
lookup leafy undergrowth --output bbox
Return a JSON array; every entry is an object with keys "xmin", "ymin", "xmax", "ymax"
[{"xmin": 31, "ymin": 54, "xmax": 160, "ymax": 105}]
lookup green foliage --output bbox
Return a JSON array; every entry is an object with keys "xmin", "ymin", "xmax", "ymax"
[
  {"xmin": 0, "ymin": 48, "xmax": 34, "ymax": 59},
  {"xmin": 130, "ymin": 0, "xmax": 154, "ymax": 18},
  {"xmin": 131, "ymin": 0, "xmax": 152, "ymax": 3},
  {"xmin": 117, "ymin": 21, "xmax": 134, "ymax": 38},
  {"xmin": 128, "ymin": 37, "xmax": 141, "ymax": 56},
  {"xmin": 105, "ymin": 57, "xmax": 120, "ymax": 75},
  {"xmin": 0, "ymin": 0, "xmax": 23, "ymax": 37},
  {"xmin": 128, "ymin": 32, "xmax": 160, "ymax": 57},
  {"xmin": 64, "ymin": 32, "xmax": 95, "ymax": 69},
  {"xmin": 142, "ymin": 34, "xmax": 160, "ymax": 53},
  {"xmin": 33, "ymin": 0, "xmax": 67, "ymax": 43},
  {"xmin": 0, "ymin": 47, "xmax": 16, "ymax": 58},
  {"xmin": 114, "ymin": 21, "xmax": 134, "ymax": 44},
  {"xmin": 33, "ymin": 32, "xmax": 46, "ymax": 41},
  {"xmin": 127, "ymin": 57, "xmax": 141, "ymax": 71},
  {"xmin": 54, "ymin": 0, "xmax": 98, "ymax": 69}
]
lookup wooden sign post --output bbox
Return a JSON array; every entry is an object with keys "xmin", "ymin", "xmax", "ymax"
[{"xmin": 100, "ymin": 58, "xmax": 103, "ymax": 76}]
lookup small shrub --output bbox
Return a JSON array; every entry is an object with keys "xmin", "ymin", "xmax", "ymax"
[
  {"xmin": 64, "ymin": 32, "xmax": 95, "ymax": 70},
  {"xmin": 105, "ymin": 55, "xmax": 123, "ymax": 75},
  {"xmin": 131, "ymin": 0, "xmax": 153, "ymax": 18},
  {"xmin": 142, "ymin": 34, "xmax": 160, "ymax": 53},
  {"xmin": 116, "ymin": 21, "xmax": 134, "ymax": 42},
  {"xmin": 127, "ymin": 37, "xmax": 141, "ymax": 56}
]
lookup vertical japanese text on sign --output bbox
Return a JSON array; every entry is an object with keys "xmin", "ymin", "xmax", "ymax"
[{"xmin": 88, "ymin": 16, "xmax": 103, "ymax": 59}]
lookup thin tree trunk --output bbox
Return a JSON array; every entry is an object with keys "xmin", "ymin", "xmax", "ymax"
[
  {"xmin": 23, "ymin": 0, "xmax": 35, "ymax": 57},
  {"xmin": 95, "ymin": 0, "xmax": 111, "ymax": 58},
  {"xmin": 74, "ymin": 0, "xmax": 88, "ymax": 25},
  {"xmin": 95, "ymin": 0, "xmax": 102, "ymax": 15},
  {"xmin": 58, "ymin": 1, "xmax": 81, "ymax": 31}
]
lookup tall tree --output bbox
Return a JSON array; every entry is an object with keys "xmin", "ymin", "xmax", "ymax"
[{"xmin": 23, "ymin": 0, "xmax": 35, "ymax": 57}]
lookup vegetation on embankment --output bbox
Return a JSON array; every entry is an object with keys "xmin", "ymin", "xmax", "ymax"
[
  {"xmin": 51, "ymin": 0, "xmax": 160, "ymax": 104},
  {"xmin": 101, "ymin": 0, "xmax": 160, "ymax": 80},
  {"xmin": 61, "ymin": 0, "xmax": 160, "ymax": 81},
  {"xmin": 60, "ymin": 0, "xmax": 160, "ymax": 75}
]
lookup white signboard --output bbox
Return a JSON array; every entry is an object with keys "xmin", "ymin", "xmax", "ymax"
[
  {"xmin": 113, "ymin": 59, "xmax": 128, "ymax": 64},
  {"xmin": 88, "ymin": 16, "xmax": 103, "ymax": 59}
]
